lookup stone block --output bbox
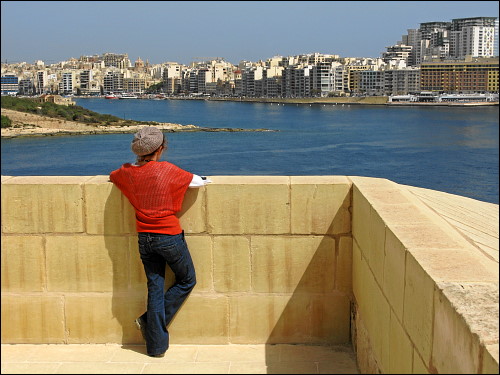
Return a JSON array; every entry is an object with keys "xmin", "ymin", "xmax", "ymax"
[
  {"xmin": 84, "ymin": 177, "xmax": 129, "ymax": 235},
  {"xmin": 186, "ymin": 235, "xmax": 213, "ymax": 292},
  {"xmin": 251, "ymin": 236, "xmax": 335, "ymax": 293},
  {"xmin": 1, "ymin": 295, "xmax": 65, "ymax": 343},
  {"xmin": 46, "ymin": 236, "xmax": 129, "ymax": 292},
  {"xmin": 409, "ymin": 248, "xmax": 498, "ymax": 283},
  {"xmin": 432, "ymin": 285, "xmax": 480, "ymax": 374},
  {"xmin": 354, "ymin": 313, "xmax": 382, "ymax": 374},
  {"xmin": 357, "ymin": 187, "xmax": 412, "ymax": 206},
  {"xmin": 361, "ymin": 261, "xmax": 391, "ymax": 370},
  {"xmin": 1, "ymin": 177, "xmax": 85, "ymax": 233},
  {"xmin": 353, "ymin": 228, "xmax": 391, "ymax": 367},
  {"xmin": 128, "ymin": 236, "xmax": 147, "ymax": 292},
  {"xmin": 383, "ymin": 227, "xmax": 406, "ymax": 322},
  {"xmin": 290, "ymin": 178, "xmax": 351, "ymax": 235},
  {"xmin": 351, "ymin": 240, "xmax": 364, "ymax": 304},
  {"xmin": 1, "ymin": 236, "xmax": 45, "ymax": 292},
  {"xmin": 349, "ymin": 176, "xmax": 397, "ymax": 190},
  {"xmin": 368, "ymin": 208, "xmax": 386, "ymax": 285},
  {"xmin": 390, "ymin": 223, "xmax": 463, "ymax": 250},
  {"xmin": 310, "ymin": 294, "xmax": 351, "ymax": 344},
  {"xmin": 336, "ymin": 236, "xmax": 353, "ymax": 293},
  {"xmin": 352, "ymin": 185, "xmax": 371, "ymax": 256},
  {"xmin": 403, "ymin": 251, "xmax": 435, "ymax": 364},
  {"xmin": 206, "ymin": 177, "xmax": 290, "ymax": 234},
  {"xmin": 213, "ymin": 236, "xmax": 250, "ymax": 292},
  {"xmin": 373, "ymin": 203, "xmax": 430, "ymax": 226},
  {"xmin": 65, "ymin": 294, "xmax": 145, "ymax": 344},
  {"xmin": 229, "ymin": 294, "xmax": 311, "ymax": 344},
  {"xmin": 483, "ymin": 344, "xmax": 499, "ymax": 374},
  {"xmin": 178, "ymin": 187, "xmax": 206, "ymax": 234},
  {"xmin": 169, "ymin": 295, "xmax": 229, "ymax": 344},
  {"xmin": 388, "ymin": 312, "xmax": 413, "ymax": 373},
  {"xmin": 122, "ymin": 199, "xmax": 136, "ymax": 233}
]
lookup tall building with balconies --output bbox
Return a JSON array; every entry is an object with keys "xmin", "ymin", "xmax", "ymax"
[
  {"xmin": 36, "ymin": 70, "xmax": 48, "ymax": 94},
  {"xmin": 420, "ymin": 57, "xmax": 498, "ymax": 93},
  {"xmin": 102, "ymin": 53, "xmax": 131, "ymax": 69},
  {"xmin": 59, "ymin": 71, "xmax": 75, "ymax": 95},
  {"xmin": 382, "ymin": 44, "xmax": 413, "ymax": 65},
  {"xmin": 1, "ymin": 74, "xmax": 19, "ymax": 95},
  {"xmin": 400, "ymin": 17, "xmax": 497, "ymax": 66},
  {"xmin": 79, "ymin": 70, "xmax": 93, "ymax": 95},
  {"xmin": 451, "ymin": 17, "xmax": 496, "ymax": 58},
  {"xmin": 103, "ymin": 70, "xmax": 124, "ymax": 94}
]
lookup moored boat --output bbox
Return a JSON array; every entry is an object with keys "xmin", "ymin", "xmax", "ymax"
[
  {"xmin": 119, "ymin": 93, "xmax": 138, "ymax": 99},
  {"xmin": 104, "ymin": 93, "xmax": 118, "ymax": 99}
]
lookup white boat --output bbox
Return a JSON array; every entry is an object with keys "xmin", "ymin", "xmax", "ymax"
[{"xmin": 119, "ymin": 93, "xmax": 138, "ymax": 99}]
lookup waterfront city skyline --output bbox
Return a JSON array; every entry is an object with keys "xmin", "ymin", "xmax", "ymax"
[{"xmin": 1, "ymin": 1, "xmax": 499, "ymax": 66}]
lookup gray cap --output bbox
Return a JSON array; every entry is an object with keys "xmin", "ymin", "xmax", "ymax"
[{"xmin": 131, "ymin": 126, "xmax": 164, "ymax": 156}]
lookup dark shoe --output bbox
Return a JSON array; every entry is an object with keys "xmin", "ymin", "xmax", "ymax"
[
  {"xmin": 134, "ymin": 317, "xmax": 147, "ymax": 342},
  {"xmin": 149, "ymin": 352, "xmax": 165, "ymax": 358}
]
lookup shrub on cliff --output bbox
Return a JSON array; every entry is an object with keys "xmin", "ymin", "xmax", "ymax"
[
  {"xmin": 1, "ymin": 115, "xmax": 12, "ymax": 128},
  {"xmin": 1, "ymin": 96, "xmax": 124, "ymax": 125}
]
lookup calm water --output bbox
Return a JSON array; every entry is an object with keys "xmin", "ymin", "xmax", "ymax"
[{"xmin": 1, "ymin": 98, "xmax": 498, "ymax": 204}]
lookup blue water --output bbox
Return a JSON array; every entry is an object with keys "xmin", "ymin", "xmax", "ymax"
[{"xmin": 1, "ymin": 98, "xmax": 498, "ymax": 204}]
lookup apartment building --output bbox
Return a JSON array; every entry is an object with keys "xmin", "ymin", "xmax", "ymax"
[
  {"xmin": 36, "ymin": 70, "xmax": 48, "ymax": 94},
  {"xmin": 242, "ymin": 66, "xmax": 264, "ymax": 97},
  {"xmin": 384, "ymin": 68, "xmax": 421, "ymax": 95},
  {"xmin": 400, "ymin": 17, "xmax": 497, "ymax": 67},
  {"xmin": 382, "ymin": 44, "xmax": 413, "ymax": 65},
  {"xmin": 59, "ymin": 71, "xmax": 75, "ymax": 95},
  {"xmin": 1, "ymin": 75, "xmax": 19, "ymax": 95},
  {"xmin": 161, "ymin": 63, "xmax": 182, "ymax": 94},
  {"xmin": 102, "ymin": 53, "xmax": 131, "ymax": 69},
  {"xmin": 79, "ymin": 70, "xmax": 92, "ymax": 95},
  {"xmin": 18, "ymin": 78, "xmax": 36, "ymax": 95},
  {"xmin": 103, "ymin": 70, "xmax": 124, "ymax": 94},
  {"xmin": 123, "ymin": 76, "xmax": 146, "ymax": 94},
  {"xmin": 420, "ymin": 57, "xmax": 499, "ymax": 93}
]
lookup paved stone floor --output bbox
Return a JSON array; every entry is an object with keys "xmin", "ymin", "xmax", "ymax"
[{"xmin": 1, "ymin": 343, "xmax": 360, "ymax": 374}]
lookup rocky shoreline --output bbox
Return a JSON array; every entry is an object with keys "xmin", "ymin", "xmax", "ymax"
[{"xmin": 1, "ymin": 109, "xmax": 275, "ymax": 138}]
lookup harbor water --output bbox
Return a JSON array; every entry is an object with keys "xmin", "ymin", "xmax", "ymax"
[{"xmin": 1, "ymin": 98, "xmax": 498, "ymax": 204}]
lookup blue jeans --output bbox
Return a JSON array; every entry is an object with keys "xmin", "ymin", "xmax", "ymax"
[{"xmin": 137, "ymin": 231, "xmax": 196, "ymax": 356}]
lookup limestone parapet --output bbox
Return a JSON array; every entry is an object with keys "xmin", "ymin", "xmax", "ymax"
[{"xmin": 1, "ymin": 175, "xmax": 498, "ymax": 373}]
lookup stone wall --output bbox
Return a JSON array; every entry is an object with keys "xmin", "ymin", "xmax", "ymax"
[
  {"xmin": 1, "ymin": 175, "xmax": 352, "ymax": 346},
  {"xmin": 350, "ymin": 176, "xmax": 498, "ymax": 374},
  {"xmin": 2, "ymin": 175, "xmax": 498, "ymax": 374}
]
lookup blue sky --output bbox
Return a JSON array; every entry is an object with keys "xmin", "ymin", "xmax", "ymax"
[{"xmin": 1, "ymin": 1, "xmax": 498, "ymax": 65}]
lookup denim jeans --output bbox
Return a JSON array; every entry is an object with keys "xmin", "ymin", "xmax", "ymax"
[{"xmin": 137, "ymin": 231, "xmax": 196, "ymax": 356}]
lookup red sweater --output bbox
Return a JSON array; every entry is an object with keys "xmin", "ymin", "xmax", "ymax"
[{"xmin": 109, "ymin": 161, "xmax": 193, "ymax": 234}]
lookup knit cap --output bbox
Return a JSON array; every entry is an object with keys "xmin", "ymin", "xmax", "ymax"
[{"xmin": 131, "ymin": 126, "xmax": 164, "ymax": 156}]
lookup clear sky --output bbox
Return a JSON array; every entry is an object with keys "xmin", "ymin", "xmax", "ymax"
[{"xmin": 1, "ymin": 1, "xmax": 498, "ymax": 66}]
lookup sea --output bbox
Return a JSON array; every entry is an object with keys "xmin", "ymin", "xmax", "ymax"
[{"xmin": 1, "ymin": 98, "xmax": 498, "ymax": 204}]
